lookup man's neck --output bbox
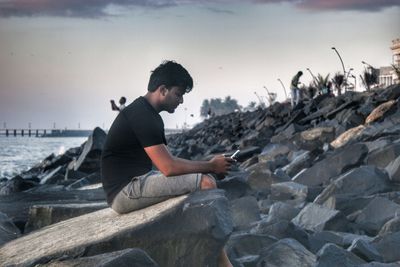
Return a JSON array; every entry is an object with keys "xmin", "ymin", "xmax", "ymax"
[{"xmin": 144, "ymin": 92, "xmax": 161, "ymax": 113}]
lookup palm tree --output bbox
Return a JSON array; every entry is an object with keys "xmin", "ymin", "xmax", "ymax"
[
  {"xmin": 314, "ymin": 74, "xmax": 331, "ymax": 94},
  {"xmin": 332, "ymin": 72, "xmax": 344, "ymax": 96},
  {"xmin": 362, "ymin": 69, "xmax": 378, "ymax": 91},
  {"xmin": 392, "ymin": 64, "xmax": 400, "ymax": 83}
]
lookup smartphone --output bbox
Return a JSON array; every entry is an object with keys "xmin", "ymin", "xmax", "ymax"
[{"xmin": 230, "ymin": 150, "xmax": 240, "ymax": 159}]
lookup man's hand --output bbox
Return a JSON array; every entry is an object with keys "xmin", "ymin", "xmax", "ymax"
[{"xmin": 210, "ymin": 154, "xmax": 235, "ymax": 174}]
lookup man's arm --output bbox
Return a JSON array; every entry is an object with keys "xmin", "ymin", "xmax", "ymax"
[{"xmin": 144, "ymin": 144, "xmax": 233, "ymax": 177}]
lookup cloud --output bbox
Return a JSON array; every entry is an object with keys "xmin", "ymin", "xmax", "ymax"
[{"xmin": 0, "ymin": 0, "xmax": 399, "ymax": 18}]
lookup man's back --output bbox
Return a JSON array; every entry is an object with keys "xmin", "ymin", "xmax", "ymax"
[{"xmin": 101, "ymin": 96, "xmax": 166, "ymax": 204}]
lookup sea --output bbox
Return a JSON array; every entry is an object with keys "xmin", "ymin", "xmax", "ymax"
[{"xmin": 0, "ymin": 136, "xmax": 87, "ymax": 179}]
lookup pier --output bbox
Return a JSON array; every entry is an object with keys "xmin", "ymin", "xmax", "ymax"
[
  {"xmin": 0, "ymin": 129, "xmax": 93, "ymax": 137},
  {"xmin": 0, "ymin": 128, "xmax": 184, "ymax": 137}
]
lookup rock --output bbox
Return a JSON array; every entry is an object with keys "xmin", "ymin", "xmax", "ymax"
[
  {"xmin": 73, "ymin": 127, "xmax": 107, "ymax": 173},
  {"xmin": 330, "ymin": 125, "xmax": 365, "ymax": 149},
  {"xmin": 258, "ymin": 143, "xmax": 290, "ymax": 163},
  {"xmin": 358, "ymin": 262, "xmax": 400, "ymax": 267},
  {"xmin": 315, "ymin": 243, "xmax": 366, "ymax": 267},
  {"xmin": 291, "ymin": 203, "xmax": 348, "ymax": 232},
  {"xmin": 367, "ymin": 141, "xmax": 400, "ymax": 168},
  {"xmin": 379, "ymin": 217, "xmax": 400, "ymax": 236},
  {"xmin": 0, "ymin": 176, "xmax": 38, "ymax": 196},
  {"xmin": 314, "ymin": 166, "xmax": 391, "ymax": 207},
  {"xmin": 0, "ymin": 188, "xmax": 105, "ymax": 228},
  {"xmin": 257, "ymin": 238, "xmax": 316, "ymax": 267},
  {"xmin": 225, "ymin": 232, "xmax": 277, "ymax": 260},
  {"xmin": 365, "ymin": 100, "xmax": 397, "ymax": 124},
  {"xmin": 354, "ymin": 197, "xmax": 400, "ymax": 235},
  {"xmin": 0, "ymin": 189, "xmax": 233, "ymax": 267},
  {"xmin": 24, "ymin": 202, "xmax": 108, "ymax": 233},
  {"xmin": 0, "ymin": 211, "xmax": 21, "ymax": 246},
  {"xmin": 292, "ymin": 143, "xmax": 368, "ymax": 187},
  {"xmin": 270, "ymin": 182, "xmax": 308, "ymax": 207},
  {"xmin": 386, "ymin": 156, "xmax": 400, "ymax": 183},
  {"xmin": 348, "ymin": 238, "xmax": 383, "ymax": 262},
  {"xmin": 246, "ymin": 162, "xmax": 288, "ymax": 196},
  {"xmin": 66, "ymin": 172, "xmax": 101, "ymax": 190},
  {"xmin": 308, "ymin": 231, "xmax": 373, "ymax": 254},
  {"xmin": 40, "ymin": 166, "xmax": 64, "ymax": 184},
  {"xmin": 281, "ymin": 150, "xmax": 314, "ymax": 178},
  {"xmin": 43, "ymin": 248, "xmax": 159, "ymax": 267},
  {"xmin": 230, "ymin": 196, "xmax": 261, "ymax": 230},
  {"xmin": 267, "ymin": 202, "xmax": 301, "ymax": 222},
  {"xmin": 372, "ymin": 231, "xmax": 400, "ymax": 263},
  {"xmin": 296, "ymin": 127, "xmax": 335, "ymax": 151}
]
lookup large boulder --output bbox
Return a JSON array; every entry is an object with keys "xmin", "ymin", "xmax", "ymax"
[
  {"xmin": 0, "ymin": 211, "xmax": 21, "ymax": 246},
  {"xmin": 315, "ymin": 243, "xmax": 366, "ymax": 267},
  {"xmin": 230, "ymin": 196, "xmax": 261, "ymax": 230},
  {"xmin": 292, "ymin": 143, "xmax": 368, "ymax": 187},
  {"xmin": 0, "ymin": 189, "xmax": 233, "ymax": 267},
  {"xmin": 367, "ymin": 141, "xmax": 400, "ymax": 169},
  {"xmin": 386, "ymin": 156, "xmax": 400, "ymax": 183},
  {"xmin": 256, "ymin": 238, "xmax": 316, "ymax": 267},
  {"xmin": 73, "ymin": 127, "xmax": 107, "ymax": 173},
  {"xmin": 365, "ymin": 100, "xmax": 397, "ymax": 125},
  {"xmin": 43, "ymin": 248, "xmax": 159, "ymax": 267},
  {"xmin": 354, "ymin": 197, "xmax": 400, "ymax": 235},
  {"xmin": 24, "ymin": 202, "xmax": 108, "ymax": 233},
  {"xmin": 372, "ymin": 231, "xmax": 400, "ymax": 263},
  {"xmin": 291, "ymin": 203, "xmax": 348, "ymax": 232}
]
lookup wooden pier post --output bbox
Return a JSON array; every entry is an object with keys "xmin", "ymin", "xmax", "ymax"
[{"xmin": 14, "ymin": 129, "xmax": 17, "ymax": 137}]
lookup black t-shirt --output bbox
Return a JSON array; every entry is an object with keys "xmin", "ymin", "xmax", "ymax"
[{"xmin": 101, "ymin": 96, "xmax": 167, "ymax": 204}]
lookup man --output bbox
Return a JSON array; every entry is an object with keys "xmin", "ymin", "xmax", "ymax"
[
  {"xmin": 290, "ymin": 71, "xmax": 303, "ymax": 107},
  {"xmin": 110, "ymin": 96, "xmax": 127, "ymax": 111},
  {"xmin": 101, "ymin": 61, "xmax": 233, "ymax": 267}
]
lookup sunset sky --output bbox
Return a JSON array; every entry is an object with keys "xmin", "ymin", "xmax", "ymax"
[{"xmin": 0, "ymin": 0, "xmax": 399, "ymax": 130}]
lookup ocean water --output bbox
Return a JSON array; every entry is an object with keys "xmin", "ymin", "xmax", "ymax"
[{"xmin": 0, "ymin": 136, "xmax": 87, "ymax": 179}]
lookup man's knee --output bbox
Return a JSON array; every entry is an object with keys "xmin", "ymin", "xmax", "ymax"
[{"xmin": 200, "ymin": 174, "xmax": 217, "ymax": 190}]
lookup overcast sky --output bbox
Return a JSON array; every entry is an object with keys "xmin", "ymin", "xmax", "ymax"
[{"xmin": 0, "ymin": 0, "xmax": 399, "ymax": 130}]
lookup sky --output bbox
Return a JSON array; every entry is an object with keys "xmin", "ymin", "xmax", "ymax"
[{"xmin": 0, "ymin": 0, "xmax": 399, "ymax": 130}]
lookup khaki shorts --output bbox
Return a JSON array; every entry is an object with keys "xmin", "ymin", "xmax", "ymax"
[{"xmin": 111, "ymin": 171, "xmax": 204, "ymax": 214}]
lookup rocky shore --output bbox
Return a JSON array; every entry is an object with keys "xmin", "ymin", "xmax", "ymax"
[{"xmin": 1, "ymin": 84, "xmax": 400, "ymax": 266}]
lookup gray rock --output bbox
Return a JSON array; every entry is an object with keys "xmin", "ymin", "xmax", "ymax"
[
  {"xmin": 348, "ymin": 238, "xmax": 383, "ymax": 262},
  {"xmin": 230, "ymin": 196, "xmax": 261, "ymax": 230},
  {"xmin": 66, "ymin": 172, "xmax": 101, "ymax": 190},
  {"xmin": 367, "ymin": 142, "xmax": 400, "ymax": 169},
  {"xmin": 308, "ymin": 231, "xmax": 373, "ymax": 253},
  {"xmin": 315, "ymin": 243, "xmax": 366, "ymax": 267},
  {"xmin": 291, "ymin": 203, "xmax": 348, "ymax": 232},
  {"xmin": 386, "ymin": 156, "xmax": 400, "ymax": 183},
  {"xmin": 267, "ymin": 202, "xmax": 301, "ymax": 222},
  {"xmin": 372, "ymin": 231, "xmax": 400, "ymax": 263},
  {"xmin": 24, "ymin": 202, "xmax": 108, "ymax": 233},
  {"xmin": 0, "ymin": 176, "xmax": 37, "ymax": 196},
  {"xmin": 295, "ymin": 127, "xmax": 335, "ymax": 151},
  {"xmin": 354, "ymin": 197, "xmax": 400, "ymax": 235},
  {"xmin": 39, "ymin": 166, "xmax": 64, "ymax": 184},
  {"xmin": 292, "ymin": 143, "xmax": 368, "ymax": 187},
  {"xmin": 379, "ymin": 217, "xmax": 400, "ymax": 236},
  {"xmin": 225, "ymin": 232, "xmax": 277, "ymax": 260},
  {"xmin": 0, "ymin": 212, "xmax": 21, "ymax": 246},
  {"xmin": 258, "ymin": 143, "xmax": 290, "ymax": 163},
  {"xmin": 281, "ymin": 150, "xmax": 313, "ymax": 178},
  {"xmin": 358, "ymin": 262, "xmax": 400, "ymax": 267},
  {"xmin": 43, "ymin": 248, "xmax": 159, "ymax": 267},
  {"xmin": 270, "ymin": 182, "xmax": 308, "ymax": 207},
  {"xmin": 246, "ymin": 162, "xmax": 288, "ymax": 195},
  {"xmin": 257, "ymin": 238, "xmax": 316, "ymax": 267},
  {"xmin": 314, "ymin": 166, "xmax": 391, "ymax": 207},
  {"xmin": 73, "ymin": 127, "xmax": 107, "ymax": 173},
  {"xmin": 0, "ymin": 189, "xmax": 233, "ymax": 267},
  {"xmin": 216, "ymin": 173, "xmax": 251, "ymax": 200}
]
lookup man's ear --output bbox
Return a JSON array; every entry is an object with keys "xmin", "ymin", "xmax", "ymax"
[{"xmin": 158, "ymin": 85, "xmax": 168, "ymax": 96}]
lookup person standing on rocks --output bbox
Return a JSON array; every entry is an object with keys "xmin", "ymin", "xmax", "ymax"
[
  {"xmin": 101, "ymin": 60, "xmax": 234, "ymax": 267},
  {"xmin": 290, "ymin": 71, "xmax": 303, "ymax": 107},
  {"xmin": 110, "ymin": 96, "xmax": 127, "ymax": 111}
]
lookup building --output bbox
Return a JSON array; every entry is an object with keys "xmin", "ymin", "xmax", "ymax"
[{"xmin": 378, "ymin": 38, "xmax": 400, "ymax": 87}]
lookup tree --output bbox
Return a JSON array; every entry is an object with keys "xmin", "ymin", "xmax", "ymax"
[
  {"xmin": 314, "ymin": 73, "xmax": 331, "ymax": 94},
  {"xmin": 392, "ymin": 64, "xmax": 400, "ymax": 83},
  {"xmin": 332, "ymin": 72, "xmax": 344, "ymax": 96},
  {"xmin": 200, "ymin": 96, "xmax": 241, "ymax": 118},
  {"xmin": 361, "ymin": 69, "xmax": 378, "ymax": 91}
]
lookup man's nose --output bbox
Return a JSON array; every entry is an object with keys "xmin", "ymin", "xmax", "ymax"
[{"xmin": 179, "ymin": 96, "xmax": 184, "ymax": 104}]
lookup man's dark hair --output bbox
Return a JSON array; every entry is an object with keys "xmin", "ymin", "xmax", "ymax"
[
  {"xmin": 298, "ymin": 71, "xmax": 303, "ymax": 76},
  {"xmin": 148, "ymin": 61, "xmax": 193, "ymax": 93}
]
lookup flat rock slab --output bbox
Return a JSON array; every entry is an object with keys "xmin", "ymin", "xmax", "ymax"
[
  {"xmin": 42, "ymin": 248, "xmax": 159, "ymax": 267},
  {"xmin": 0, "ymin": 189, "xmax": 233, "ymax": 267},
  {"xmin": 315, "ymin": 243, "xmax": 366, "ymax": 267}
]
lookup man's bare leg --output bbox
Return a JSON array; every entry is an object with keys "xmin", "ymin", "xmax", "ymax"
[{"xmin": 200, "ymin": 175, "xmax": 233, "ymax": 267}]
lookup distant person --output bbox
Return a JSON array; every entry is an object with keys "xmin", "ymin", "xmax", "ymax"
[
  {"xmin": 110, "ymin": 96, "xmax": 127, "ymax": 112},
  {"xmin": 101, "ymin": 61, "xmax": 234, "ymax": 267},
  {"xmin": 290, "ymin": 71, "xmax": 303, "ymax": 107}
]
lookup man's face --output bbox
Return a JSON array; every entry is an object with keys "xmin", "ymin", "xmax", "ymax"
[{"xmin": 163, "ymin": 86, "xmax": 185, "ymax": 113}]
